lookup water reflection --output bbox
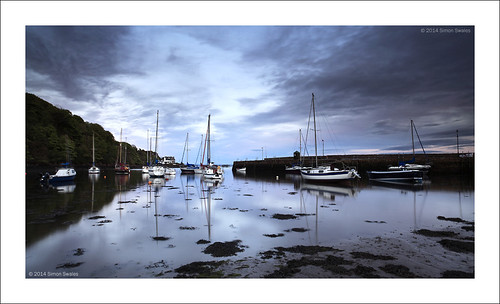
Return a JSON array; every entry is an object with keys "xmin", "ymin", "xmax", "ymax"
[
  {"xmin": 89, "ymin": 174, "xmax": 99, "ymax": 213},
  {"xmin": 26, "ymin": 168, "xmax": 474, "ymax": 277},
  {"xmin": 40, "ymin": 180, "xmax": 76, "ymax": 193},
  {"xmin": 301, "ymin": 182, "xmax": 358, "ymax": 199}
]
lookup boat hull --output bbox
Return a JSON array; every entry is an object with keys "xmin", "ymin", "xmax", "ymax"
[
  {"xmin": 203, "ymin": 166, "xmax": 223, "ymax": 179},
  {"xmin": 88, "ymin": 166, "xmax": 100, "ymax": 174},
  {"xmin": 300, "ymin": 168, "xmax": 359, "ymax": 181},
  {"xmin": 367, "ymin": 170, "xmax": 424, "ymax": 182},
  {"xmin": 164, "ymin": 168, "xmax": 176, "ymax": 175},
  {"xmin": 115, "ymin": 164, "xmax": 130, "ymax": 174},
  {"xmin": 42, "ymin": 167, "xmax": 77, "ymax": 183},
  {"xmin": 180, "ymin": 168, "xmax": 196, "ymax": 174},
  {"xmin": 49, "ymin": 175, "xmax": 76, "ymax": 182},
  {"xmin": 149, "ymin": 166, "xmax": 165, "ymax": 178}
]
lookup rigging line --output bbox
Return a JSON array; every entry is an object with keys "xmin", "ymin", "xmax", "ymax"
[
  {"xmin": 412, "ymin": 121, "xmax": 427, "ymax": 155},
  {"xmin": 180, "ymin": 133, "xmax": 188, "ymax": 163},
  {"xmin": 303, "ymin": 96, "xmax": 314, "ymax": 159},
  {"xmin": 195, "ymin": 134, "xmax": 203, "ymax": 165},
  {"xmin": 319, "ymin": 113, "xmax": 344, "ymax": 155},
  {"xmin": 301, "ymin": 131, "xmax": 310, "ymax": 157}
]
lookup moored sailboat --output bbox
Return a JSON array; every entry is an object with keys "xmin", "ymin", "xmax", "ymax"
[
  {"xmin": 180, "ymin": 133, "xmax": 201, "ymax": 174},
  {"xmin": 88, "ymin": 132, "xmax": 100, "ymax": 174},
  {"xmin": 387, "ymin": 120, "xmax": 432, "ymax": 172},
  {"xmin": 202, "ymin": 114, "xmax": 223, "ymax": 180},
  {"xmin": 286, "ymin": 129, "xmax": 311, "ymax": 173},
  {"xmin": 300, "ymin": 93, "xmax": 360, "ymax": 181},
  {"xmin": 149, "ymin": 110, "xmax": 166, "ymax": 178},
  {"xmin": 115, "ymin": 128, "xmax": 130, "ymax": 174},
  {"xmin": 368, "ymin": 120, "xmax": 430, "ymax": 183}
]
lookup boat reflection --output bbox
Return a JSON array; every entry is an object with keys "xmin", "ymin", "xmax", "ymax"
[
  {"xmin": 202, "ymin": 178, "xmax": 222, "ymax": 189},
  {"xmin": 41, "ymin": 180, "xmax": 76, "ymax": 193},
  {"xmin": 200, "ymin": 179, "xmax": 217, "ymax": 241},
  {"xmin": 151, "ymin": 183, "xmax": 168, "ymax": 242},
  {"xmin": 115, "ymin": 174, "xmax": 129, "ymax": 187},
  {"xmin": 89, "ymin": 174, "xmax": 99, "ymax": 213},
  {"xmin": 149, "ymin": 177, "xmax": 165, "ymax": 190},
  {"xmin": 368, "ymin": 179, "xmax": 429, "ymax": 192},
  {"xmin": 300, "ymin": 182, "xmax": 358, "ymax": 199},
  {"xmin": 164, "ymin": 174, "xmax": 177, "ymax": 182}
]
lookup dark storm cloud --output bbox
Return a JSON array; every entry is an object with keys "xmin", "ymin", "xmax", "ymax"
[
  {"xmin": 235, "ymin": 26, "xmax": 474, "ymax": 149},
  {"xmin": 244, "ymin": 26, "xmax": 473, "ymax": 108},
  {"xmin": 26, "ymin": 26, "xmax": 132, "ymax": 102}
]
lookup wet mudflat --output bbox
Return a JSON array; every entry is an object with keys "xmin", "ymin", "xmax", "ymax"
[{"xmin": 25, "ymin": 169, "xmax": 474, "ymax": 278}]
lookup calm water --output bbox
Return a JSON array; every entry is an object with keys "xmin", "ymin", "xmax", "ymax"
[{"xmin": 26, "ymin": 168, "xmax": 474, "ymax": 278}]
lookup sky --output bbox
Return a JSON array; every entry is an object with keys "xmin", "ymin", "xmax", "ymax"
[{"xmin": 25, "ymin": 25, "xmax": 475, "ymax": 164}]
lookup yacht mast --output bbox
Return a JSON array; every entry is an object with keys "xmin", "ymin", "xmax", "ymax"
[
  {"xmin": 119, "ymin": 128, "xmax": 123, "ymax": 164},
  {"xmin": 154, "ymin": 110, "xmax": 159, "ymax": 164},
  {"xmin": 299, "ymin": 128, "xmax": 302, "ymax": 165},
  {"xmin": 207, "ymin": 114, "xmax": 211, "ymax": 164},
  {"xmin": 312, "ymin": 93, "xmax": 318, "ymax": 167},
  {"xmin": 411, "ymin": 120, "xmax": 415, "ymax": 158},
  {"xmin": 92, "ymin": 132, "xmax": 95, "ymax": 166}
]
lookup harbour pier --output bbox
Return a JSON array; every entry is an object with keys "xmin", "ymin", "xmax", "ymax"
[{"xmin": 232, "ymin": 153, "xmax": 474, "ymax": 177}]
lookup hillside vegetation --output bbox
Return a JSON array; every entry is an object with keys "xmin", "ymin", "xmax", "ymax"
[{"xmin": 26, "ymin": 93, "xmax": 156, "ymax": 167}]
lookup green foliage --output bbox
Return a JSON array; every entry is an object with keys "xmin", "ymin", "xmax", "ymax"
[{"xmin": 26, "ymin": 93, "xmax": 148, "ymax": 167}]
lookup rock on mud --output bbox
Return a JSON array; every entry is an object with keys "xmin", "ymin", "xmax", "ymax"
[
  {"xmin": 272, "ymin": 213, "xmax": 297, "ymax": 220},
  {"xmin": 203, "ymin": 240, "xmax": 246, "ymax": 257}
]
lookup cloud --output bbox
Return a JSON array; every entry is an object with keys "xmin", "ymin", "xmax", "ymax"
[{"xmin": 26, "ymin": 26, "xmax": 474, "ymax": 162}]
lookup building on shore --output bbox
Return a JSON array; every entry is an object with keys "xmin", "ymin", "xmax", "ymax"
[{"xmin": 161, "ymin": 156, "xmax": 175, "ymax": 165}]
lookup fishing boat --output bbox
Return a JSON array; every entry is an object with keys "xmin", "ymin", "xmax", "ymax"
[
  {"xmin": 115, "ymin": 128, "xmax": 130, "ymax": 174},
  {"xmin": 149, "ymin": 110, "xmax": 165, "ymax": 178},
  {"xmin": 300, "ymin": 93, "xmax": 360, "ymax": 181},
  {"xmin": 41, "ymin": 163, "xmax": 77, "ymax": 183},
  {"xmin": 88, "ymin": 132, "xmax": 100, "ymax": 174},
  {"xmin": 387, "ymin": 120, "xmax": 431, "ymax": 172},
  {"xmin": 202, "ymin": 114, "xmax": 223, "ymax": 180}
]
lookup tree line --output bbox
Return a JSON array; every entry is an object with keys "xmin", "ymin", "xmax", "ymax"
[{"xmin": 26, "ymin": 93, "xmax": 158, "ymax": 167}]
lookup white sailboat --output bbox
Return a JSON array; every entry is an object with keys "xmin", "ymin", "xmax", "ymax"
[
  {"xmin": 202, "ymin": 114, "xmax": 223, "ymax": 180},
  {"xmin": 300, "ymin": 93, "xmax": 360, "ymax": 181},
  {"xmin": 88, "ymin": 132, "xmax": 100, "ymax": 174},
  {"xmin": 149, "ymin": 110, "xmax": 166, "ymax": 178}
]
